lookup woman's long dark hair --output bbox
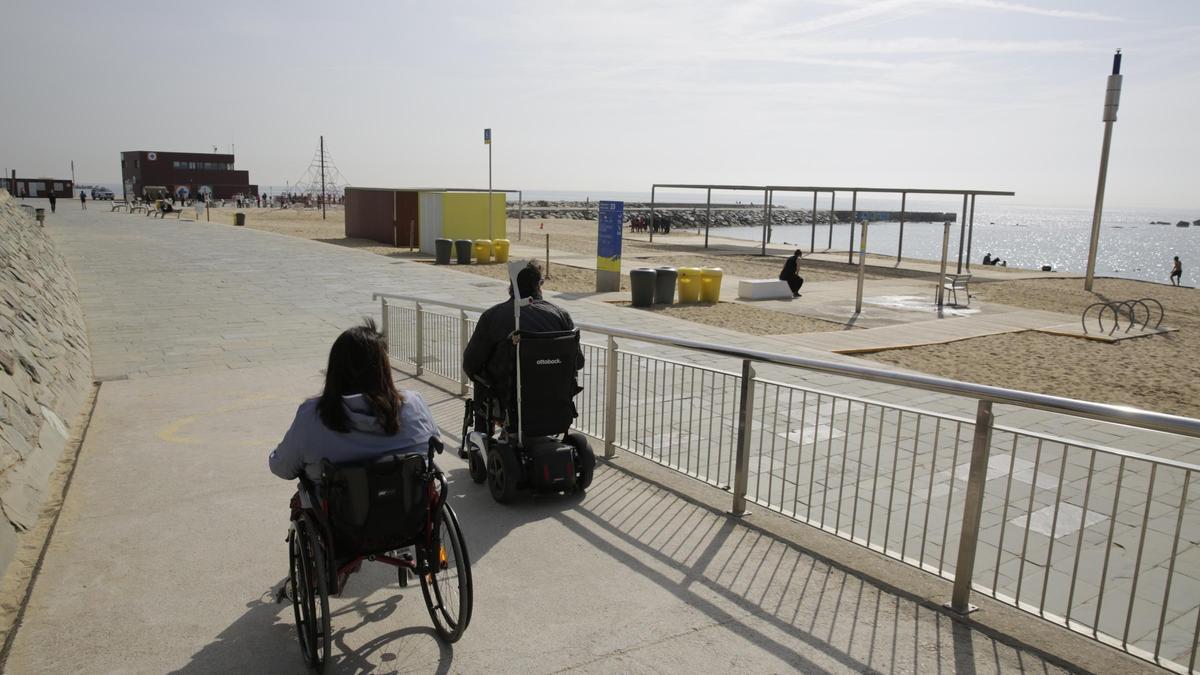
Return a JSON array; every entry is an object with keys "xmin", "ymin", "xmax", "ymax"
[{"xmin": 317, "ymin": 318, "xmax": 403, "ymax": 434}]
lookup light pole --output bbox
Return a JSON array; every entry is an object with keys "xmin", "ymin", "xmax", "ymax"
[
  {"xmin": 484, "ymin": 128, "xmax": 493, "ymax": 240},
  {"xmin": 1084, "ymin": 50, "xmax": 1123, "ymax": 292}
]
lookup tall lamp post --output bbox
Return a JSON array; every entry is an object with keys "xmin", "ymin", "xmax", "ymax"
[
  {"xmin": 1084, "ymin": 50, "xmax": 1123, "ymax": 292},
  {"xmin": 484, "ymin": 128, "xmax": 493, "ymax": 240}
]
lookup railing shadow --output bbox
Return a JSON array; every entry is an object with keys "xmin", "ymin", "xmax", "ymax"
[{"xmin": 555, "ymin": 464, "xmax": 1069, "ymax": 673}]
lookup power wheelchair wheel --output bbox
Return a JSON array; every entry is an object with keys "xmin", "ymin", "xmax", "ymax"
[
  {"xmin": 565, "ymin": 432, "xmax": 596, "ymax": 491},
  {"xmin": 289, "ymin": 515, "xmax": 331, "ymax": 672},
  {"xmin": 419, "ymin": 503, "xmax": 473, "ymax": 643},
  {"xmin": 487, "ymin": 444, "xmax": 520, "ymax": 503},
  {"xmin": 467, "ymin": 448, "xmax": 487, "ymax": 484}
]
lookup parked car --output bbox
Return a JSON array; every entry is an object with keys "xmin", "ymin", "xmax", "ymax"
[{"xmin": 91, "ymin": 187, "xmax": 115, "ymax": 200}]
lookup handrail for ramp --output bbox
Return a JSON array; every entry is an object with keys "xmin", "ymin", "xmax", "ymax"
[{"xmin": 376, "ymin": 290, "xmax": 1200, "ymax": 672}]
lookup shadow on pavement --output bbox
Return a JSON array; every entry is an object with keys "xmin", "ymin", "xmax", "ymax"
[{"xmin": 551, "ymin": 464, "xmax": 1068, "ymax": 673}]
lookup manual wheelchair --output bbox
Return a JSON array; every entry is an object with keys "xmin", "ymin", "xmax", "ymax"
[
  {"xmin": 286, "ymin": 437, "xmax": 472, "ymax": 672},
  {"xmin": 460, "ymin": 328, "xmax": 596, "ymax": 503}
]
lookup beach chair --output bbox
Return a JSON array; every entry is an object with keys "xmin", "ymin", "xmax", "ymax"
[{"xmin": 942, "ymin": 274, "xmax": 972, "ymax": 306}]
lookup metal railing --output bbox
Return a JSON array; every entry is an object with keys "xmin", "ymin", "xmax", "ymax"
[{"xmin": 375, "ymin": 291, "xmax": 1200, "ymax": 673}]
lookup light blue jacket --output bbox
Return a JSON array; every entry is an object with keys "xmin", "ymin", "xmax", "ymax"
[{"xmin": 269, "ymin": 391, "xmax": 439, "ymax": 481}]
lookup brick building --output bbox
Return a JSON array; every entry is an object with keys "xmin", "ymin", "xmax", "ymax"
[{"xmin": 120, "ymin": 151, "xmax": 257, "ymax": 201}]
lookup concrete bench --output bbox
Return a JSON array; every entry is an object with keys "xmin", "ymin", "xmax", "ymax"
[
  {"xmin": 737, "ymin": 279, "xmax": 793, "ymax": 300},
  {"xmin": 110, "ymin": 199, "xmax": 128, "ymax": 212},
  {"xmin": 130, "ymin": 202, "xmax": 149, "ymax": 215},
  {"xmin": 942, "ymin": 274, "xmax": 971, "ymax": 306}
]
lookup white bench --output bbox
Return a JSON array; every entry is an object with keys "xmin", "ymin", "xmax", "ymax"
[
  {"xmin": 941, "ymin": 274, "xmax": 971, "ymax": 306},
  {"xmin": 110, "ymin": 199, "xmax": 128, "ymax": 212},
  {"xmin": 738, "ymin": 279, "xmax": 794, "ymax": 300}
]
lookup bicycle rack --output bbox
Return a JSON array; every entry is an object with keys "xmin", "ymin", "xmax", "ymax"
[{"xmin": 1082, "ymin": 298, "xmax": 1165, "ymax": 335}]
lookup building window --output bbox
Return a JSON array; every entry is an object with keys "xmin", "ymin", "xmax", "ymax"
[{"xmin": 135, "ymin": 160, "xmax": 140, "ymax": 168}]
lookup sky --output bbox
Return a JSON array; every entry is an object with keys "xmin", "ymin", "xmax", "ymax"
[{"xmin": 1, "ymin": 0, "xmax": 1197, "ymax": 208}]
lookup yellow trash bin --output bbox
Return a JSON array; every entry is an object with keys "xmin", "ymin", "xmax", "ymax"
[
  {"xmin": 473, "ymin": 239, "xmax": 492, "ymax": 263},
  {"xmin": 677, "ymin": 267, "xmax": 702, "ymax": 303},
  {"xmin": 492, "ymin": 239, "xmax": 510, "ymax": 263},
  {"xmin": 699, "ymin": 267, "xmax": 723, "ymax": 302}
]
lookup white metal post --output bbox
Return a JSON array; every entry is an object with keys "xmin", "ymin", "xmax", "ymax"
[
  {"xmin": 731, "ymin": 359, "xmax": 756, "ymax": 516},
  {"xmin": 1085, "ymin": 51, "xmax": 1123, "ymax": 292},
  {"xmin": 947, "ymin": 400, "xmax": 994, "ymax": 614},
  {"xmin": 458, "ymin": 309, "xmax": 469, "ymax": 395},
  {"xmin": 937, "ymin": 222, "xmax": 951, "ymax": 308},
  {"xmin": 855, "ymin": 222, "xmax": 868, "ymax": 314},
  {"xmin": 604, "ymin": 335, "xmax": 619, "ymax": 459},
  {"xmin": 414, "ymin": 301, "xmax": 424, "ymax": 376}
]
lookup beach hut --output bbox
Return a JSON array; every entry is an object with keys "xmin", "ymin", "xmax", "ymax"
[{"xmin": 344, "ymin": 187, "xmax": 505, "ymax": 251}]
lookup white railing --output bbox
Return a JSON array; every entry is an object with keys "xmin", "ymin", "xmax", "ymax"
[{"xmin": 375, "ymin": 291, "xmax": 1200, "ymax": 673}]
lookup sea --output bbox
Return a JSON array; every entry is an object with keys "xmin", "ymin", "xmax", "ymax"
[
  {"xmin": 520, "ymin": 191, "xmax": 1199, "ymax": 287},
  {"xmin": 78, "ymin": 183, "xmax": 1198, "ymax": 286}
]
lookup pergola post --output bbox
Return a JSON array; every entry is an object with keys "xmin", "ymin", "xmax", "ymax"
[
  {"xmin": 848, "ymin": 191, "xmax": 858, "ymax": 265},
  {"xmin": 828, "ymin": 192, "xmax": 835, "ymax": 250},
  {"xmin": 760, "ymin": 188, "xmax": 769, "ymax": 255},
  {"xmin": 810, "ymin": 191, "xmax": 818, "ymax": 253},
  {"xmin": 897, "ymin": 192, "xmax": 907, "ymax": 264},
  {"xmin": 766, "ymin": 189, "xmax": 774, "ymax": 244},
  {"xmin": 518, "ymin": 190, "xmax": 523, "ymax": 241},
  {"xmin": 965, "ymin": 194, "xmax": 977, "ymax": 271},
  {"xmin": 938, "ymin": 221, "xmax": 951, "ymax": 307},
  {"xmin": 956, "ymin": 193, "xmax": 968, "ymax": 274},
  {"xmin": 649, "ymin": 186, "xmax": 656, "ymax": 243},
  {"xmin": 855, "ymin": 222, "xmax": 869, "ymax": 314},
  {"xmin": 704, "ymin": 188, "xmax": 712, "ymax": 249}
]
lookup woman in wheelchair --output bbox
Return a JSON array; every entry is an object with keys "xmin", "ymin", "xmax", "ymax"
[{"xmin": 270, "ymin": 320, "xmax": 472, "ymax": 670}]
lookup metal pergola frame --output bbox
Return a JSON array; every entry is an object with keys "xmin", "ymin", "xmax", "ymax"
[{"xmin": 648, "ymin": 183, "xmax": 1014, "ymax": 275}]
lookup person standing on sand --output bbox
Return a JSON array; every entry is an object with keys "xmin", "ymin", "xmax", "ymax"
[
  {"xmin": 194, "ymin": 194, "xmax": 205, "ymax": 220},
  {"xmin": 779, "ymin": 249, "xmax": 805, "ymax": 297},
  {"xmin": 1171, "ymin": 256, "xmax": 1182, "ymax": 286},
  {"xmin": 47, "ymin": 190, "xmax": 57, "ymax": 213},
  {"xmin": 79, "ymin": 190, "xmax": 87, "ymax": 210}
]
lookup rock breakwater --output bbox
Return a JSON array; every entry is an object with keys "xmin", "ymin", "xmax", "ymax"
[{"xmin": 507, "ymin": 201, "xmax": 954, "ymax": 227}]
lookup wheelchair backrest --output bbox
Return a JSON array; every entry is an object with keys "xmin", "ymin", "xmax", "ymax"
[
  {"xmin": 321, "ymin": 451, "xmax": 428, "ymax": 556},
  {"xmin": 515, "ymin": 328, "xmax": 582, "ymax": 438}
]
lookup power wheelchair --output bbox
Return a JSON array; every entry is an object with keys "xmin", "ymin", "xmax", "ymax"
[
  {"xmin": 285, "ymin": 437, "xmax": 472, "ymax": 672},
  {"xmin": 460, "ymin": 328, "xmax": 596, "ymax": 503}
]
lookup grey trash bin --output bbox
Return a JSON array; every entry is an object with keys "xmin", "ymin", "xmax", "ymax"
[
  {"xmin": 454, "ymin": 239, "xmax": 473, "ymax": 265},
  {"xmin": 435, "ymin": 238, "xmax": 453, "ymax": 265},
  {"xmin": 630, "ymin": 268, "xmax": 657, "ymax": 307},
  {"xmin": 654, "ymin": 267, "xmax": 678, "ymax": 304}
]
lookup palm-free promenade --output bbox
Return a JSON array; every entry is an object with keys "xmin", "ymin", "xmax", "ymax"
[{"xmin": 2, "ymin": 203, "xmax": 1167, "ymax": 673}]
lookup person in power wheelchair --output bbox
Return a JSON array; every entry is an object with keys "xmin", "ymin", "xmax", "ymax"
[
  {"xmin": 461, "ymin": 260, "xmax": 596, "ymax": 502},
  {"xmin": 270, "ymin": 320, "xmax": 472, "ymax": 670}
]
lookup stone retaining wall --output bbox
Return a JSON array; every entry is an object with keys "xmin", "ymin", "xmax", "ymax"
[{"xmin": 0, "ymin": 191, "xmax": 91, "ymax": 574}]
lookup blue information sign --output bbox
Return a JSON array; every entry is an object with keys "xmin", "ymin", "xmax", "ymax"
[{"xmin": 597, "ymin": 201, "xmax": 624, "ymax": 273}]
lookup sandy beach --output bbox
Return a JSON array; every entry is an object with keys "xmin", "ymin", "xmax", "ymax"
[{"xmin": 213, "ymin": 205, "xmax": 1198, "ymax": 417}]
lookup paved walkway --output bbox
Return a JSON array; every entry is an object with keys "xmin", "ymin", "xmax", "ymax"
[{"xmin": 0, "ymin": 202, "xmax": 1116, "ymax": 673}]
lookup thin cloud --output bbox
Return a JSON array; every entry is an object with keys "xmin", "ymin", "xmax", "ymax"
[{"xmin": 949, "ymin": 0, "xmax": 1120, "ymax": 22}]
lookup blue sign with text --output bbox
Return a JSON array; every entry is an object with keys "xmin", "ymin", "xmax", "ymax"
[{"xmin": 596, "ymin": 201, "xmax": 624, "ymax": 273}]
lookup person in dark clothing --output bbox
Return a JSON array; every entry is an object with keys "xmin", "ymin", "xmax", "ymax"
[
  {"xmin": 47, "ymin": 191, "xmax": 57, "ymax": 213},
  {"xmin": 779, "ymin": 249, "xmax": 804, "ymax": 297},
  {"xmin": 79, "ymin": 190, "xmax": 87, "ymax": 210},
  {"xmin": 462, "ymin": 261, "xmax": 583, "ymax": 432}
]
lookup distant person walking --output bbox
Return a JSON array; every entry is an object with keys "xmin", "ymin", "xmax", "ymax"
[
  {"xmin": 79, "ymin": 190, "xmax": 87, "ymax": 210},
  {"xmin": 47, "ymin": 190, "xmax": 57, "ymax": 213},
  {"xmin": 194, "ymin": 195, "xmax": 205, "ymax": 220},
  {"xmin": 1170, "ymin": 256, "xmax": 1182, "ymax": 286},
  {"xmin": 779, "ymin": 249, "xmax": 805, "ymax": 297}
]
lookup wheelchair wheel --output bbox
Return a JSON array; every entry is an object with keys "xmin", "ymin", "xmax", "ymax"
[
  {"xmin": 487, "ymin": 444, "xmax": 520, "ymax": 503},
  {"xmin": 565, "ymin": 432, "xmax": 596, "ymax": 491},
  {"xmin": 467, "ymin": 448, "xmax": 487, "ymax": 484},
  {"xmin": 420, "ymin": 503, "xmax": 473, "ymax": 643},
  {"xmin": 289, "ymin": 516, "xmax": 331, "ymax": 671}
]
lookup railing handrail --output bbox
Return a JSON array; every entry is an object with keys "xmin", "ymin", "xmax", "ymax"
[{"xmin": 372, "ymin": 291, "xmax": 1200, "ymax": 442}]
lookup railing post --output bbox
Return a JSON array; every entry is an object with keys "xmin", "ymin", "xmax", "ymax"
[
  {"xmin": 947, "ymin": 399, "xmax": 994, "ymax": 614},
  {"xmin": 731, "ymin": 359, "xmax": 756, "ymax": 516},
  {"xmin": 603, "ymin": 335, "xmax": 619, "ymax": 458},
  {"xmin": 414, "ymin": 301, "xmax": 424, "ymax": 377},
  {"xmin": 380, "ymin": 297, "xmax": 389, "ymax": 346},
  {"xmin": 458, "ymin": 309, "xmax": 469, "ymax": 395}
]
